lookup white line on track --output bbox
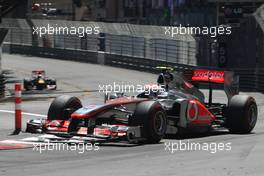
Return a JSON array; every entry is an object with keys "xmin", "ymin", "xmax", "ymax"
[{"xmin": 0, "ymin": 110, "xmax": 46, "ymax": 117}]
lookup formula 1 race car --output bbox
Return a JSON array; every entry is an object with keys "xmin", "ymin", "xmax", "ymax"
[
  {"xmin": 23, "ymin": 70, "xmax": 57, "ymax": 91},
  {"xmin": 26, "ymin": 68, "xmax": 258, "ymax": 144}
]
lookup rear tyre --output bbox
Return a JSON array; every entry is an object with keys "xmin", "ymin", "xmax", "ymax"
[
  {"xmin": 23, "ymin": 79, "xmax": 31, "ymax": 91},
  {"xmin": 47, "ymin": 79, "xmax": 57, "ymax": 90},
  {"xmin": 47, "ymin": 95, "xmax": 82, "ymax": 120},
  {"xmin": 131, "ymin": 101, "xmax": 167, "ymax": 144},
  {"xmin": 52, "ymin": 80, "xmax": 57, "ymax": 90},
  {"xmin": 226, "ymin": 95, "xmax": 258, "ymax": 134}
]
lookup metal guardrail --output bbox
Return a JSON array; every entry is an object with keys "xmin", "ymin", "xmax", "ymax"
[
  {"xmin": 7, "ymin": 44, "xmax": 98, "ymax": 63},
  {"xmin": 104, "ymin": 53, "xmax": 195, "ymax": 73},
  {"xmin": 105, "ymin": 53, "xmax": 264, "ymax": 92},
  {"xmin": 3, "ymin": 42, "xmax": 264, "ymax": 93}
]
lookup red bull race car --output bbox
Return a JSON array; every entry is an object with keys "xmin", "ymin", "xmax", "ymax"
[
  {"xmin": 23, "ymin": 70, "xmax": 57, "ymax": 91},
  {"xmin": 26, "ymin": 67, "xmax": 258, "ymax": 144}
]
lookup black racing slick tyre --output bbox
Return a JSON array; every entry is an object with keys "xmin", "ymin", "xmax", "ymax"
[
  {"xmin": 23, "ymin": 79, "xmax": 31, "ymax": 91},
  {"xmin": 226, "ymin": 95, "xmax": 258, "ymax": 134},
  {"xmin": 131, "ymin": 101, "xmax": 167, "ymax": 144},
  {"xmin": 52, "ymin": 80, "xmax": 57, "ymax": 90},
  {"xmin": 47, "ymin": 95, "xmax": 82, "ymax": 120},
  {"xmin": 47, "ymin": 79, "xmax": 57, "ymax": 90}
]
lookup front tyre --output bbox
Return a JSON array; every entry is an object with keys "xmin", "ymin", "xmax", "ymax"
[
  {"xmin": 47, "ymin": 79, "xmax": 57, "ymax": 90},
  {"xmin": 23, "ymin": 79, "xmax": 32, "ymax": 91},
  {"xmin": 226, "ymin": 95, "xmax": 258, "ymax": 134},
  {"xmin": 131, "ymin": 101, "xmax": 167, "ymax": 144},
  {"xmin": 47, "ymin": 95, "xmax": 82, "ymax": 120}
]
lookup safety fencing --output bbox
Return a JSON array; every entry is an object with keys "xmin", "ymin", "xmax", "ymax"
[
  {"xmin": 1, "ymin": 18, "xmax": 197, "ymax": 66},
  {"xmin": 3, "ymin": 28, "xmax": 197, "ymax": 66}
]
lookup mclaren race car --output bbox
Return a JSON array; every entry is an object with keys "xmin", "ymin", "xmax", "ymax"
[
  {"xmin": 23, "ymin": 70, "xmax": 57, "ymax": 91},
  {"xmin": 26, "ymin": 68, "xmax": 258, "ymax": 144}
]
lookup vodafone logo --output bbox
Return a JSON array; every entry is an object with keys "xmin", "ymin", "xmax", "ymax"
[
  {"xmin": 193, "ymin": 70, "xmax": 224, "ymax": 79},
  {"xmin": 187, "ymin": 100, "xmax": 198, "ymax": 121},
  {"xmin": 192, "ymin": 70, "xmax": 225, "ymax": 83}
]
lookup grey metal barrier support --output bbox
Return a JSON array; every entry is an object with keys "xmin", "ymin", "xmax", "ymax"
[
  {"xmin": 0, "ymin": 73, "xmax": 5, "ymax": 98},
  {"xmin": 20, "ymin": 29, "xmax": 23, "ymax": 45},
  {"xmin": 10, "ymin": 29, "xmax": 13, "ymax": 53},
  {"xmin": 144, "ymin": 38, "xmax": 146, "ymax": 58},
  {"xmin": 109, "ymin": 36, "xmax": 112, "ymax": 54},
  {"xmin": 98, "ymin": 33, "xmax": 105, "ymax": 52},
  {"xmin": 63, "ymin": 35, "xmax": 66, "ymax": 50},
  {"xmin": 165, "ymin": 39, "xmax": 168, "ymax": 63},
  {"xmin": 121, "ymin": 35, "xmax": 123, "ymax": 56},
  {"xmin": 75, "ymin": 36, "xmax": 78, "ymax": 50},
  {"xmin": 132, "ymin": 36, "xmax": 134, "ymax": 57},
  {"xmin": 154, "ymin": 40, "xmax": 157, "ymax": 60}
]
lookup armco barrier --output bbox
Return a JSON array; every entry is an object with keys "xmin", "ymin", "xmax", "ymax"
[
  {"xmin": 5, "ymin": 43, "xmax": 264, "ymax": 92},
  {"xmin": 8, "ymin": 44, "xmax": 98, "ymax": 63},
  {"xmin": 3, "ymin": 42, "xmax": 264, "ymax": 92},
  {"xmin": 104, "ymin": 53, "xmax": 195, "ymax": 74},
  {"xmin": 105, "ymin": 53, "xmax": 264, "ymax": 92}
]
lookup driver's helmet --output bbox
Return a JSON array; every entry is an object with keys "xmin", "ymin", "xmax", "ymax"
[
  {"xmin": 157, "ymin": 73, "xmax": 174, "ymax": 88},
  {"xmin": 164, "ymin": 72, "xmax": 173, "ymax": 83},
  {"xmin": 157, "ymin": 67, "xmax": 174, "ymax": 85},
  {"xmin": 37, "ymin": 74, "xmax": 43, "ymax": 79}
]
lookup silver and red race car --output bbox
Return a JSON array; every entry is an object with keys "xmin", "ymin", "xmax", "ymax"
[
  {"xmin": 23, "ymin": 70, "xmax": 57, "ymax": 91},
  {"xmin": 26, "ymin": 68, "xmax": 258, "ymax": 144}
]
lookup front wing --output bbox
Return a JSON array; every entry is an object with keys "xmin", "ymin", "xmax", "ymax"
[{"xmin": 26, "ymin": 119, "xmax": 144, "ymax": 143}]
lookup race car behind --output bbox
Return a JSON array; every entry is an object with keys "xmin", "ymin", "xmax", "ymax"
[{"xmin": 23, "ymin": 70, "xmax": 57, "ymax": 91}]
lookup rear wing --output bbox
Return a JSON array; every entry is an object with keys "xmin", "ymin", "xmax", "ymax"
[
  {"xmin": 32, "ymin": 70, "xmax": 46, "ymax": 77},
  {"xmin": 191, "ymin": 70, "xmax": 225, "ymax": 84},
  {"xmin": 32, "ymin": 70, "xmax": 45, "ymax": 74},
  {"xmin": 187, "ymin": 69, "xmax": 240, "ymax": 101}
]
